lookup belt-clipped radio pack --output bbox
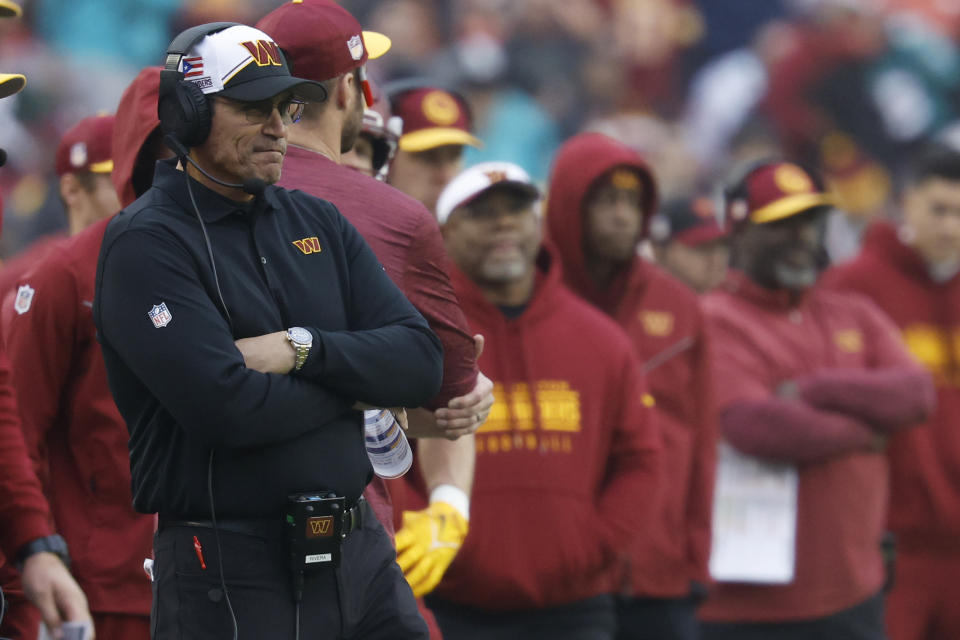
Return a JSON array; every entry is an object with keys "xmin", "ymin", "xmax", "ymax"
[{"xmin": 285, "ymin": 491, "xmax": 346, "ymax": 600}]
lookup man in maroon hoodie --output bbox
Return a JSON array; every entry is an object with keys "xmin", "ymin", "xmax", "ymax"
[
  {"xmin": 0, "ymin": 66, "xmax": 171, "ymax": 640},
  {"xmin": 424, "ymin": 161, "xmax": 660, "ymax": 639},
  {"xmin": 0, "ymin": 116, "xmax": 116, "ymax": 633},
  {"xmin": 0, "ymin": 33, "xmax": 95, "ymax": 639},
  {"xmin": 699, "ymin": 161, "xmax": 934, "ymax": 639},
  {"xmin": 822, "ymin": 144, "xmax": 960, "ymax": 640},
  {"xmin": 545, "ymin": 132, "xmax": 715, "ymax": 640}
]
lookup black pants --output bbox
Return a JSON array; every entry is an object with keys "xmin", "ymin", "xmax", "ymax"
[
  {"xmin": 615, "ymin": 595, "xmax": 700, "ymax": 640},
  {"xmin": 151, "ymin": 501, "xmax": 427, "ymax": 640},
  {"xmin": 700, "ymin": 591, "xmax": 887, "ymax": 640},
  {"xmin": 426, "ymin": 594, "xmax": 616, "ymax": 640}
]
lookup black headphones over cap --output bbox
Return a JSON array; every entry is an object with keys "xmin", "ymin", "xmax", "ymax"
[{"xmin": 158, "ymin": 22, "xmax": 242, "ymax": 149}]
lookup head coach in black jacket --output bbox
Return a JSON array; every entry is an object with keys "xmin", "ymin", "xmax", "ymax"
[{"xmin": 93, "ymin": 22, "xmax": 441, "ymax": 640}]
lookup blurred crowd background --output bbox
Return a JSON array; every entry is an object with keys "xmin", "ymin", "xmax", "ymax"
[{"xmin": 3, "ymin": 0, "xmax": 960, "ymax": 257}]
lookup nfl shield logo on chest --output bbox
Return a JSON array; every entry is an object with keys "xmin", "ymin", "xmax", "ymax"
[
  {"xmin": 14, "ymin": 284, "xmax": 34, "ymax": 315},
  {"xmin": 148, "ymin": 302, "xmax": 173, "ymax": 328}
]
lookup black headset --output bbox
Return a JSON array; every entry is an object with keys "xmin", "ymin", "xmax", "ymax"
[{"xmin": 158, "ymin": 22, "xmax": 242, "ymax": 149}]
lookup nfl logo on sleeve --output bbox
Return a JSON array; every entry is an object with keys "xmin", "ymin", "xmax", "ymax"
[
  {"xmin": 14, "ymin": 284, "xmax": 34, "ymax": 315},
  {"xmin": 148, "ymin": 302, "xmax": 173, "ymax": 328}
]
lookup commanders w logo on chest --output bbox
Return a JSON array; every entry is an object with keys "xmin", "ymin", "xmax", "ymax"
[
  {"xmin": 292, "ymin": 236, "xmax": 322, "ymax": 255},
  {"xmin": 640, "ymin": 310, "xmax": 674, "ymax": 337}
]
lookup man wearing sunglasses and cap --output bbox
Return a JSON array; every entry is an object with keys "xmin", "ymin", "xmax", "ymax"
[
  {"xmin": 259, "ymin": 4, "xmax": 494, "ymax": 636},
  {"xmin": 94, "ymin": 22, "xmax": 443, "ymax": 640},
  {"xmin": 699, "ymin": 161, "xmax": 933, "ymax": 639}
]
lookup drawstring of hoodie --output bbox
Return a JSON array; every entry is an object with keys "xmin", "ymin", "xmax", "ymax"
[
  {"xmin": 514, "ymin": 318, "xmax": 547, "ymax": 453},
  {"xmin": 492, "ymin": 316, "xmax": 545, "ymax": 448},
  {"xmin": 490, "ymin": 317, "xmax": 516, "ymax": 434}
]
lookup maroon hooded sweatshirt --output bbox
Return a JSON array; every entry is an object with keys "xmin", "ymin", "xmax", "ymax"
[
  {"xmin": 433, "ymin": 248, "xmax": 661, "ymax": 610},
  {"xmin": 0, "ymin": 350, "xmax": 51, "ymax": 558},
  {"xmin": 545, "ymin": 132, "xmax": 716, "ymax": 597},
  {"xmin": 700, "ymin": 272, "xmax": 933, "ymax": 621},
  {"xmin": 823, "ymin": 222, "xmax": 960, "ymax": 554},
  {"xmin": 0, "ymin": 213, "xmax": 53, "ymax": 568},
  {"xmin": 0, "ymin": 67, "xmax": 162, "ymax": 619},
  {"xmin": 0, "ymin": 348, "xmax": 55, "ymax": 640}
]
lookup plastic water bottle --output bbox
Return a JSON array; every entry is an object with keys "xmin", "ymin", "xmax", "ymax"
[{"xmin": 363, "ymin": 409, "xmax": 413, "ymax": 478}]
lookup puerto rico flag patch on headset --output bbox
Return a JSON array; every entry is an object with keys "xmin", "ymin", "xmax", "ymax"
[{"xmin": 148, "ymin": 302, "xmax": 173, "ymax": 328}]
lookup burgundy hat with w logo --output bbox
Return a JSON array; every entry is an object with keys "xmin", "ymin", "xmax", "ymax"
[
  {"xmin": 178, "ymin": 24, "xmax": 326, "ymax": 102},
  {"xmin": 257, "ymin": 0, "xmax": 391, "ymax": 84}
]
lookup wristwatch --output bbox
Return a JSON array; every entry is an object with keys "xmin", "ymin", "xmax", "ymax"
[
  {"xmin": 16, "ymin": 534, "xmax": 70, "ymax": 570},
  {"xmin": 286, "ymin": 326, "xmax": 312, "ymax": 372}
]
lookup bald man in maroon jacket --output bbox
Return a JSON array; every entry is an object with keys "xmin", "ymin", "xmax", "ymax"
[{"xmin": 700, "ymin": 161, "xmax": 934, "ymax": 640}]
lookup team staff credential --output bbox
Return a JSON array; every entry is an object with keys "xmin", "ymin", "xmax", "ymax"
[{"xmin": 94, "ymin": 23, "xmax": 441, "ymax": 640}]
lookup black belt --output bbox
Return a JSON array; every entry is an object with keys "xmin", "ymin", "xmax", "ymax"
[{"xmin": 160, "ymin": 498, "xmax": 365, "ymax": 540}]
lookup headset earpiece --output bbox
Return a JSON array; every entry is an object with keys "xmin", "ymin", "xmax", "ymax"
[
  {"xmin": 158, "ymin": 76, "xmax": 212, "ymax": 148},
  {"xmin": 157, "ymin": 22, "xmax": 241, "ymax": 153}
]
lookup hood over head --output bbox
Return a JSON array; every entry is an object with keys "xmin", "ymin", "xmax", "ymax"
[
  {"xmin": 545, "ymin": 132, "xmax": 658, "ymax": 308},
  {"xmin": 112, "ymin": 67, "xmax": 163, "ymax": 208}
]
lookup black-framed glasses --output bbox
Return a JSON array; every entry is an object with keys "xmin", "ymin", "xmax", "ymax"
[{"xmin": 216, "ymin": 95, "xmax": 306, "ymax": 125}]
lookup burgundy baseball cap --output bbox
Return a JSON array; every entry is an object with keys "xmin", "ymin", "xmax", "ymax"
[
  {"xmin": 728, "ymin": 162, "xmax": 833, "ymax": 227},
  {"xmin": 257, "ymin": 0, "xmax": 391, "ymax": 105},
  {"xmin": 55, "ymin": 114, "xmax": 116, "ymax": 176},
  {"xmin": 392, "ymin": 87, "xmax": 482, "ymax": 152},
  {"xmin": 650, "ymin": 196, "xmax": 727, "ymax": 247}
]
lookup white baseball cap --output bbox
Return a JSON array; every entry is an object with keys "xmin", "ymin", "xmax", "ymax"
[
  {"xmin": 177, "ymin": 25, "xmax": 326, "ymax": 102},
  {"xmin": 436, "ymin": 161, "xmax": 540, "ymax": 224}
]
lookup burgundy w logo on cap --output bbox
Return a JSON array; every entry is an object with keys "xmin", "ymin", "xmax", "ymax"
[{"xmin": 241, "ymin": 40, "xmax": 282, "ymax": 67}]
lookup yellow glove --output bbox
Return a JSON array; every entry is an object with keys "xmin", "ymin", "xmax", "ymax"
[{"xmin": 395, "ymin": 499, "xmax": 469, "ymax": 598}]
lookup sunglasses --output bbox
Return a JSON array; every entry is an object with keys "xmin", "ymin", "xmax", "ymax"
[{"xmin": 216, "ymin": 95, "xmax": 306, "ymax": 125}]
